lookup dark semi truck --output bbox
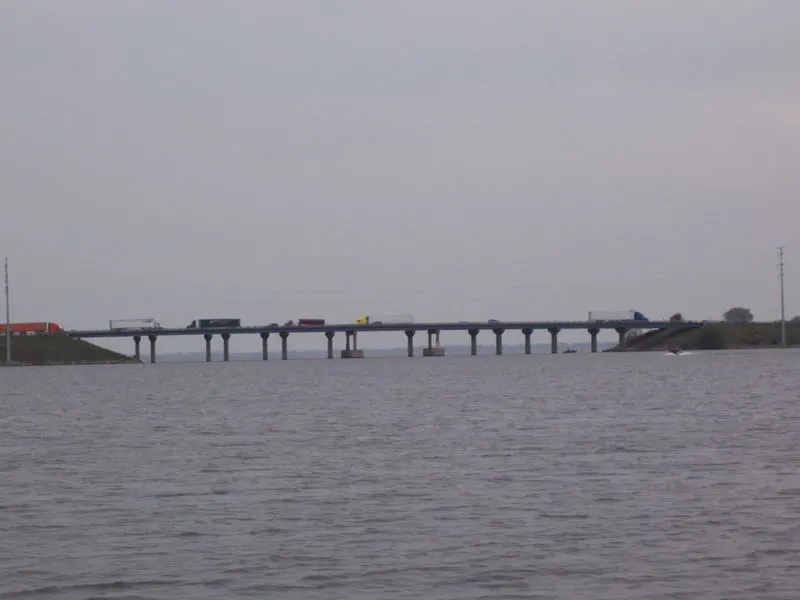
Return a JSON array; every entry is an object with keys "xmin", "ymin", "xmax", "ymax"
[{"xmin": 186, "ymin": 318, "xmax": 242, "ymax": 329}]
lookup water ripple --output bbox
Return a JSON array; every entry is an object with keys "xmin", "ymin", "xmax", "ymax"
[{"xmin": 1, "ymin": 351, "xmax": 800, "ymax": 599}]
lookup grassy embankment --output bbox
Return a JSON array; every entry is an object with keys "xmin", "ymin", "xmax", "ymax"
[
  {"xmin": 0, "ymin": 335, "xmax": 139, "ymax": 366},
  {"xmin": 616, "ymin": 321, "xmax": 800, "ymax": 352}
]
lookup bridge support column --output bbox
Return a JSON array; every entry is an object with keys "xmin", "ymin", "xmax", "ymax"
[
  {"xmin": 469, "ymin": 329, "xmax": 478, "ymax": 356},
  {"xmin": 615, "ymin": 327, "xmax": 628, "ymax": 350},
  {"xmin": 588, "ymin": 328, "xmax": 599, "ymax": 353},
  {"xmin": 341, "ymin": 330, "xmax": 364, "ymax": 358},
  {"xmin": 204, "ymin": 333, "xmax": 213, "ymax": 362},
  {"xmin": 148, "ymin": 335, "xmax": 157, "ymax": 363},
  {"xmin": 522, "ymin": 328, "xmax": 532, "ymax": 355},
  {"xmin": 548, "ymin": 327, "xmax": 560, "ymax": 354},
  {"xmin": 133, "ymin": 335, "xmax": 141, "ymax": 361},
  {"xmin": 260, "ymin": 332, "xmax": 269, "ymax": 360},
  {"xmin": 222, "ymin": 333, "xmax": 230, "ymax": 362},
  {"xmin": 423, "ymin": 329, "xmax": 445, "ymax": 357},
  {"xmin": 405, "ymin": 330, "xmax": 415, "ymax": 357},
  {"xmin": 280, "ymin": 331, "xmax": 289, "ymax": 360},
  {"xmin": 325, "ymin": 331, "xmax": 334, "ymax": 359},
  {"xmin": 494, "ymin": 328, "xmax": 504, "ymax": 355}
]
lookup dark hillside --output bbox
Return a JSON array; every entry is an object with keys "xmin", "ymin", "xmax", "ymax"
[
  {"xmin": 614, "ymin": 322, "xmax": 800, "ymax": 351},
  {"xmin": 0, "ymin": 335, "xmax": 138, "ymax": 366}
]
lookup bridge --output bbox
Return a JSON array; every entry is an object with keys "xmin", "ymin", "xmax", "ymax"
[{"xmin": 66, "ymin": 319, "xmax": 702, "ymax": 362}]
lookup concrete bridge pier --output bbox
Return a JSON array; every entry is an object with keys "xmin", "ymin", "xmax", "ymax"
[
  {"xmin": 204, "ymin": 334, "xmax": 213, "ymax": 362},
  {"xmin": 615, "ymin": 327, "xmax": 628, "ymax": 350},
  {"xmin": 325, "ymin": 331, "xmax": 335, "ymax": 359},
  {"xmin": 133, "ymin": 335, "xmax": 141, "ymax": 361},
  {"xmin": 221, "ymin": 333, "xmax": 231, "ymax": 362},
  {"xmin": 423, "ymin": 329, "xmax": 445, "ymax": 357},
  {"xmin": 260, "ymin": 332, "xmax": 269, "ymax": 360},
  {"xmin": 148, "ymin": 335, "xmax": 157, "ymax": 363},
  {"xmin": 522, "ymin": 328, "xmax": 533, "ymax": 355},
  {"xmin": 280, "ymin": 331, "xmax": 289, "ymax": 360},
  {"xmin": 493, "ymin": 328, "xmax": 504, "ymax": 355},
  {"xmin": 341, "ymin": 331, "xmax": 364, "ymax": 358},
  {"xmin": 469, "ymin": 329, "xmax": 479, "ymax": 356},
  {"xmin": 548, "ymin": 327, "xmax": 560, "ymax": 354},
  {"xmin": 405, "ymin": 330, "xmax": 415, "ymax": 357},
  {"xmin": 588, "ymin": 328, "xmax": 599, "ymax": 353}
]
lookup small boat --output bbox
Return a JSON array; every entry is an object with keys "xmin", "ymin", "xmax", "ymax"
[
  {"xmin": 668, "ymin": 347, "xmax": 683, "ymax": 355},
  {"xmin": 563, "ymin": 348, "xmax": 577, "ymax": 354}
]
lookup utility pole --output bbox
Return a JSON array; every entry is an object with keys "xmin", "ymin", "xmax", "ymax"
[
  {"xmin": 4, "ymin": 257, "xmax": 10, "ymax": 364},
  {"xmin": 778, "ymin": 246, "xmax": 786, "ymax": 348}
]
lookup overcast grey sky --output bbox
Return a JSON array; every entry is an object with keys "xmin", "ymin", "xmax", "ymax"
[{"xmin": 2, "ymin": 1, "xmax": 798, "ymax": 352}]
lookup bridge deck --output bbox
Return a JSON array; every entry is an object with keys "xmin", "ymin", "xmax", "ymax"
[{"xmin": 65, "ymin": 320, "xmax": 702, "ymax": 338}]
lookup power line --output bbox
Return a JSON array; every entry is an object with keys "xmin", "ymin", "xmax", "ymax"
[{"xmin": 778, "ymin": 246, "xmax": 786, "ymax": 348}]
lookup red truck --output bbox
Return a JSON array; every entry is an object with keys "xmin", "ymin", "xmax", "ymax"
[
  {"xmin": 0, "ymin": 321, "xmax": 64, "ymax": 335},
  {"xmin": 297, "ymin": 318, "xmax": 325, "ymax": 327}
]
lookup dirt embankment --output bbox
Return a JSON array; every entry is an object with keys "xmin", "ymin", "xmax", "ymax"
[
  {"xmin": 614, "ymin": 322, "xmax": 800, "ymax": 351},
  {"xmin": 0, "ymin": 335, "xmax": 139, "ymax": 366}
]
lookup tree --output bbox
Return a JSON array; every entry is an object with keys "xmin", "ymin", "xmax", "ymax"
[
  {"xmin": 723, "ymin": 307, "xmax": 754, "ymax": 323},
  {"xmin": 669, "ymin": 312, "xmax": 684, "ymax": 322}
]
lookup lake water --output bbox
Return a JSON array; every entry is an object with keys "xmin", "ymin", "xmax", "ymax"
[{"xmin": 1, "ymin": 350, "xmax": 799, "ymax": 599}]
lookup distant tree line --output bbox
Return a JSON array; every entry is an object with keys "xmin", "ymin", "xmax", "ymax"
[
  {"xmin": 721, "ymin": 308, "xmax": 800, "ymax": 323},
  {"xmin": 647, "ymin": 308, "xmax": 796, "ymax": 325}
]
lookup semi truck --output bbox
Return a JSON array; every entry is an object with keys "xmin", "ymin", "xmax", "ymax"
[
  {"xmin": 588, "ymin": 310, "xmax": 648, "ymax": 322},
  {"xmin": 0, "ymin": 321, "xmax": 64, "ymax": 335},
  {"xmin": 355, "ymin": 314, "xmax": 414, "ymax": 325},
  {"xmin": 280, "ymin": 319, "xmax": 326, "ymax": 327},
  {"xmin": 109, "ymin": 318, "xmax": 162, "ymax": 331},
  {"xmin": 297, "ymin": 318, "xmax": 325, "ymax": 327},
  {"xmin": 186, "ymin": 318, "xmax": 241, "ymax": 329}
]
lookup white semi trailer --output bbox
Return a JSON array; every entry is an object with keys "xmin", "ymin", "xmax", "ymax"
[
  {"xmin": 109, "ymin": 318, "xmax": 162, "ymax": 331},
  {"xmin": 588, "ymin": 310, "xmax": 648, "ymax": 322}
]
